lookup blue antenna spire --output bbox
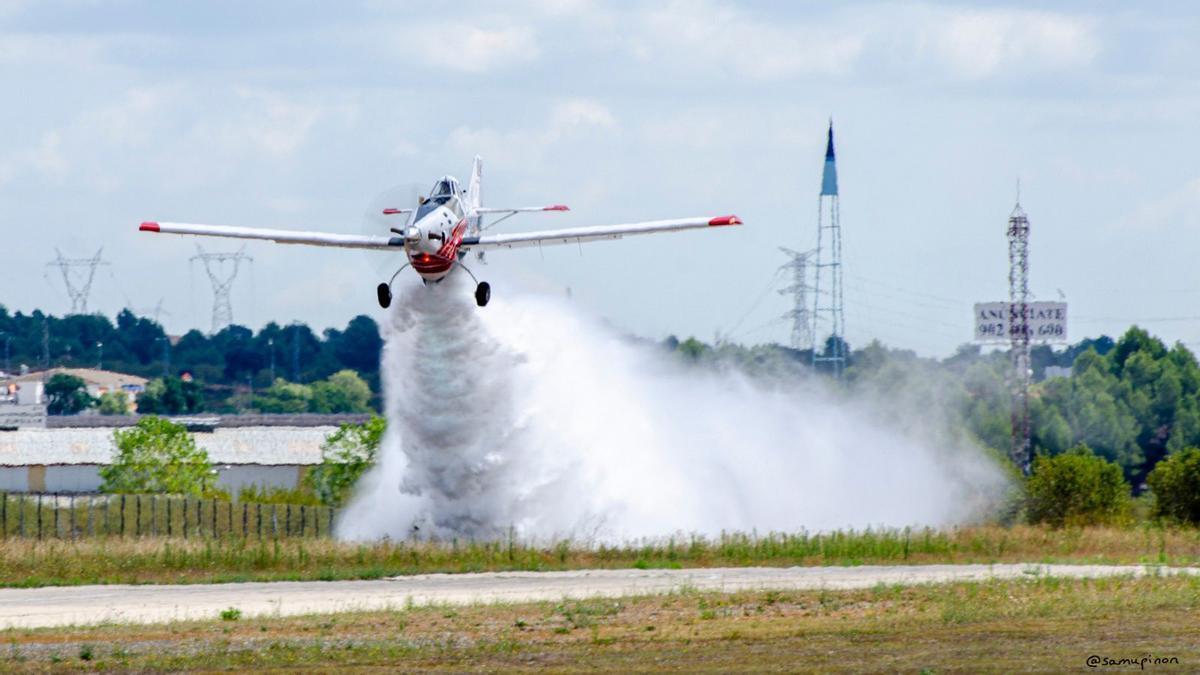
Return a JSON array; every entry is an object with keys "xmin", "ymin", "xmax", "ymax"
[{"xmin": 821, "ymin": 119, "xmax": 838, "ymax": 196}]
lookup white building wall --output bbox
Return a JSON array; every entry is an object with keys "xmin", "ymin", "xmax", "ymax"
[{"xmin": 0, "ymin": 464, "xmax": 306, "ymax": 493}]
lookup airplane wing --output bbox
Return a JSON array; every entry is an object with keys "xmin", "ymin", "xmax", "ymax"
[
  {"xmin": 460, "ymin": 215, "xmax": 741, "ymax": 250},
  {"xmin": 474, "ymin": 205, "xmax": 569, "ymax": 214},
  {"xmin": 139, "ymin": 221, "xmax": 399, "ymax": 250}
]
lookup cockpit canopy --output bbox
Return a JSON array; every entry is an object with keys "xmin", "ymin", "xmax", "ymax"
[
  {"xmin": 417, "ymin": 176, "xmax": 462, "ymax": 220},
  {"xmin": 430, "ymin": 177, "xmax": 459, "ymax": 200}
]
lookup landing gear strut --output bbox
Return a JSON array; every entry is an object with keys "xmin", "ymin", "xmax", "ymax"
[
  {"xmin": 377, "ymin": 263, "xmax": 409, "ymax": 309},
  {"xmin": 475, "ymin": 281, "xmax": 491, "ymax": 307}
]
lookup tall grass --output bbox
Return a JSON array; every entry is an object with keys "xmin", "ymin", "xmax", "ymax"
[{"xmin": 0, "ymin": 524, "xmax": 1198, "ymax": 588}]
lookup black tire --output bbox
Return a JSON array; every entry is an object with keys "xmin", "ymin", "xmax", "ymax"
[
  {"xmin": 376, "ymin": 283, "xmax": 392, "ymax": 309},
  {"xmin": 475, "ymin": 281, "xmax": 491, "ymax": 307}
]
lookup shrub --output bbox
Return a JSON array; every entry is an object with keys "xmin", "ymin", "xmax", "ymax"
[
  {"xmin": 1025, "ymin": 445, "xmax": 1132, "ymax": 527},
  {"xmin": 1147, "ymin": 447, "xmax": 1200, "ymax": 524},
  {"xmin": 305, "ymin": 416, "xmax": 385, "ymax": 506},
  {"xmin": 100, "ymin": 416, "xmax": 216, "ymax": 497},
  {"xmin": 310, "ymin": 370, "xmax": 373, "ymax": 413},
  {"xmin": 97, "ymin": 390, "xmax": 131, "ymax": 415},
  {"xmin": 136, "ymin": 376, "xmax": 204, "ymax": 415}
]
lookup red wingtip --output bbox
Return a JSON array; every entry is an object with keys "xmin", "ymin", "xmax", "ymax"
[
  {"xmin": 382, "ymin": 208, "xmax": 402, "ymax": 215},
  {"xmin": 708, "ymin": 215, "xmax": 742, "ymax": 227},
  {"xmin": 544, "ymin": 204, "xmax": 570, "ymax": 211},
  {"xmin": 139, "ymin": 221, "xmax": 160, "ymax": 232}
]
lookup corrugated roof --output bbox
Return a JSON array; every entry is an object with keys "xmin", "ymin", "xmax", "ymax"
[{"xmin": 0, "ymin": 427, "xmax": 335, "ymax": 466}]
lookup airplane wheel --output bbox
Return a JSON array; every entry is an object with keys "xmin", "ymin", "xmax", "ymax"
[
  {"xmin": 475, "ymin": 281, "xmax": 491, "ymax": 307},
  {"xmin": 377, "ymin": 283, "xmax": 392, "ymax": 309}
]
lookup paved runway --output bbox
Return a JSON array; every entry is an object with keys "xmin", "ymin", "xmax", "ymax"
[{"xmin": 1, "ymin": 563, "xmax": 1195, "ymax": 630}]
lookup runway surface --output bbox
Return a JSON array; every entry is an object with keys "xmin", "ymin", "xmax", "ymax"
[{"xmin": 2, "ymin": 563, "xmax": 1195, "ymax": 629}]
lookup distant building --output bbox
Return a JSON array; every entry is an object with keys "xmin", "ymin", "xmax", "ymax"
[
  {"xmin": 6, "ymin": 368, "xmax": 149, "ymax": 405},
  {"xmin": 0, "ymin": 414, "xmax": 371, "ymax": 494}
]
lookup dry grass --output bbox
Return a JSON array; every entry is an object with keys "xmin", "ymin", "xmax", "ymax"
[
  {"xmin": 1, "ymin": 574, "xmax": 1198, "ymax": 671},
  {"xmin": 0, "ymin": 524, "xmax": 1199, "ymax": 588}
]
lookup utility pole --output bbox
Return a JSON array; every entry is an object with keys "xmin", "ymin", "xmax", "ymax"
[
  {"xmin": 156, "ymin": 336, "xmax": 171, "ymax": 378},
  {"xmin": 46, "ymin": 248, "xmax": 110, "ymax": 315},
  {"xmin": 778, "ymin": 247, "xmax": 815, "ymax": 351},
  {"xmin": 811, "ymin": 120, "xmax": 847, "ymax": 376},
  {"xmin": 1007, "ymin": 199, "xmax": 1032, "ymax": 474},
  {"xmin": 268, "ymin": 337, "xmax": 276, "ymax": 382},
  {"xmin": 41, "ymin": 320, "xmax": 49, "ymax": 373},
  {"xmin": 0, "ymin": 333, "xmax": 10, "ymax": 376},
  {"xmin": 191, "ymin": 245, "xmax": 252, "ymax": 334},
  {"xmin": 96, "ymin": 341, "xmax": 103, "ymax": 371},
  {"xmin": 291, "ymin": 325, "xmax": 301, "ymax": 382}
]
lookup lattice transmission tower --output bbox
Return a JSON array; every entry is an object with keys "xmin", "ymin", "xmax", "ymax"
[
  {"xmin": 1007, "ymin": 200, "xmax": 1032, "ymax": 474},
  {"xmin": 778, "ymin": 247, "xmax": 814, "ymax": 351},
  {"xmin": 811, "ymin": 120, "xmax": 846, "ymax": 377},
  {"xmin": 46, "ymin": 248, "xmax": 109, "ymax": 315},
  {"xmin": 192, "ymin": 245, "xmax": 252, "ymax": 334}
]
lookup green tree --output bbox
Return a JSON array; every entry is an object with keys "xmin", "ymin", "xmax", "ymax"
[
  {"xmin": 310, "ymin": 370, "xmax": 373, "ymax": 413},
  {"xmin": 305, "ymin": 417, "xmax": 385, "ymax": 506},
  {"xmin": 100, "ymin": 416, "xmax": 214, "ymax": 496},
  {"xmin": 136, "ymin": 376, "xmax": 204, "ymax": 415},
  {"xmin": 97, "ymin": 390, "xmax": 130, "ymax": 415},
  {"xmin": 1025, "ymin": 445, "xmax": 1132, "ymax": 527},
  {"xmin": 254, "ymin": 379, "xmax": 313, "ymax": 413},
  {"xmin": 1146, "ymin": 447, "xmax": 1200, "ymax": 524},
  {"xmin": 45, "ymin": 373, "xmax": 94, "ymax": 415}
]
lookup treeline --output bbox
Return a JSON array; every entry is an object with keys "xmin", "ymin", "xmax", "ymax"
[
  {"xmin": 664, "ymin": 326, "xmax": 1198, "ymax": 490},
  {"xmin": 0, "ymin": 306, "xmax": 382, "ymax": 411}
]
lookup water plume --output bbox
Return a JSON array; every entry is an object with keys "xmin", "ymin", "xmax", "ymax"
[{"xmin": 336, "ymin": 276, "xmax": 1007, "ymax": 542}]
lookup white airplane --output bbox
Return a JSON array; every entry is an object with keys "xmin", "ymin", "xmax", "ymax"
[{"xmin": 139, "ymin": 156, "xmax": 742, "ymax": 308}]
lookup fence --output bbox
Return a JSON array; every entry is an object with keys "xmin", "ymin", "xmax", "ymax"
[{"xmin": 0, "ymin": 493, "xmax": 337, "ymax": 540}]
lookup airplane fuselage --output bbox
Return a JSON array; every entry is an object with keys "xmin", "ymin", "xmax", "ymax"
[{"xmin": 403, "ymin": 200, "xmax": 469, "ymax": 282}]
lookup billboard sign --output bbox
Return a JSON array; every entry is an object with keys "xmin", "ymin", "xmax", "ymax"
[{"xmin": 974, "ymin": 301, "xmax": 1067, "ymax": 343}]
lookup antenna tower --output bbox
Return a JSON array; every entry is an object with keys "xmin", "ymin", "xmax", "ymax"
[
  {"xmin": 1007, "ymin": 200, "xmax": 1032, "ymax": 474},
  {"xmin": 778, "ymin": 247, "xmax": 814, "ymax": 351},
  {"xmin": 191, "ymin": 245, "xmax": 252, "ymax": 334},
  {"xmin": 811, "ymin": 121, "xmax": 846, "ymax": 376},
  {"xmin": 47, "ymin": 248, "xmax": 109, "ymax": 314}
]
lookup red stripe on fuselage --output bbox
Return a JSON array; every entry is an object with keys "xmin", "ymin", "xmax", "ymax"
[{"xmin": 409, "ymin": 217, "xmax": 468, "ymax": 278}]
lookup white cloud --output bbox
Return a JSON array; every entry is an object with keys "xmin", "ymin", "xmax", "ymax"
[
  {"xmin": 626, "ymin": 0, "xmax": 865, "ymax": 80},
  {"xmin": 386, "ymin": 24, "xmax": 540, "ymax": 73},
  {"xmin": 446, "ymin": 98, "xmax": 617, "ymax": 166},
  {"xmin": 1122, "ymin": 177, "xmax": 1200, "ymax": 233},
  {"xmin": 610, "ymin": 1, "xmax": 1098, "ymax": 83},
  {"xmin": 920, "ymin": 8, "xmax": 1099, "ymax": 80}
]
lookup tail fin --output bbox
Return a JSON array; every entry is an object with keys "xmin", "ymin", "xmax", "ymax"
[
  {"xmin": 467, "ymin": 155, "xmax": 482, "ymax": 209},
  {"xmin": 467, "ymin": 155, "xmax": 483, "ymax": 234}
]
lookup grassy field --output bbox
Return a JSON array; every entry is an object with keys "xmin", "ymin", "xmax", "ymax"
[
  {"xmin": 1, "ymin": 574, "xmax": 1197, "ymax": 671},
  {"xmin": 1, "ymin": 524, "xmax": 1199, "ymax": 588}
]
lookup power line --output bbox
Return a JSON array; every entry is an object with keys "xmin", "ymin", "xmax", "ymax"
[
  {"xmin": 46, "ymin": 248, "xmax": 109, "ymax": 315},
  {"xmin": 191, "ymin": 245, "xmax": 253, "ymax": 334},
  {"xmin": 778, "ymin": 247, "xmax": 814, "ymax": 351}
]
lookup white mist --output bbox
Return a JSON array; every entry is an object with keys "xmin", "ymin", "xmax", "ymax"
[{"xmin": 336, "ymin": 276, "xmax": 1006, "ymax": 542}]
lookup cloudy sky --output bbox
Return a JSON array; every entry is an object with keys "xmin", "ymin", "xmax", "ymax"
[{"xmin": 1, "ymin": 0, "xmax": 1198, "ymax": 356}]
